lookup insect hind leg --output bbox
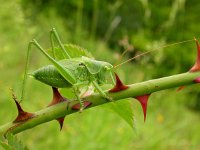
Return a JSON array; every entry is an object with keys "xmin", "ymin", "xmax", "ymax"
[
  {"xmin": 50, "ymin": 28, "xmax": 71, "ymax": 59},
  {"xmin": 20, "ymin": 41, "xmax": 34, "ymax": 102},
  {"xmin": 21, "ymin": 39, "xmax": 76, "ymax": 102}
]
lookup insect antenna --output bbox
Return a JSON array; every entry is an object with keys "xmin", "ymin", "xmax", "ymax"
[
  {"xmin": 114, "ymin": 39, "xmax": 195, "ymax": 69},
  {"xmin": 114, "ymin": 48, "xmax": 130, "ymax": 67},
  {"xmin": 114, "ymin": 36, "xmax": 134, "ymax": 67}
]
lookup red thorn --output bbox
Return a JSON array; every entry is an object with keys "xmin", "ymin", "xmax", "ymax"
[
  {"xmin": 189, "ymin": 38, "xmax": 200, "ymax": 72},
  {"xmin": 176, "ymin": 39, "xmax": 200, "ymax": 91},
  {"xmin": 48, "ymin": 87, "xmax": 69, "ymax": 130},
  {"xmin": 72, "ymin": 101, "xmax": 92, "ymax": 110},
  {"xmin": 109, "ymin": 73, "xmax": 129, "ymax": 93},
  {"xmin": 193, "ymin": 77, "xmax": 200, "ymax": 83},
  {"xmin": 13, "ymin": 100, "xmax": 34, "ymax": 123},
  {"xmin": 177, "ymin": 86, "xmax": 185, "ymax": 92},
  {"xmin": 135, "ymin": 94, "xmax": 151, "ymax": 122},
  {"xmin": 48, "ymin": 87, "xmax": 68, "ymax": 107},
  {"xmin": 56, "ymin": 117, "xmax": 65, "ymax": 130}
]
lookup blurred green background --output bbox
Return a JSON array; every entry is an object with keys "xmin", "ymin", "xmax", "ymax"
[{"xmin": 1, "ymin": 0, "xmax": 200, "ymax": 149}]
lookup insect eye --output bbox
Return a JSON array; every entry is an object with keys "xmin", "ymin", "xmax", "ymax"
[
  {"xmin": 104, "ymin": 66, "xmax": 109, "ymax": 70},
  {"xmin": 79, "ymin": 63, "xmax": 85, "ymax": 66}
]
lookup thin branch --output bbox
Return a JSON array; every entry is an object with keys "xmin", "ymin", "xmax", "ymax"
[{"xmin": 0, "ymin": 72, "xmax": 200, "ymax": 135}]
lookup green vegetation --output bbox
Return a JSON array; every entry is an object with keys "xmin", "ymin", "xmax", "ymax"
[{"xmin": 0, "ymin": 0, "xmax": 200, "ymax": 149}]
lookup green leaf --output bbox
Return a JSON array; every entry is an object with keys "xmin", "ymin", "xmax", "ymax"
[
  {"xmin": 104, "ymin": 99, "xmax": 135, "ymax": 129},
  {"xmin": 60, "ymin": 88, "xmax": 76, "ymax": 99},
  {"xmin": 0, "ymin": 133, "xmax": 28, "ymax": 150},
  {"xmin": 47, "ymin": 44, "xmax": 93, "ymax": 60}
]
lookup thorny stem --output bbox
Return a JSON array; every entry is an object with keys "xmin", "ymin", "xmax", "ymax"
[{"xmin": 0, "ymin": 72, "xmax": 200, "ymax": 135}]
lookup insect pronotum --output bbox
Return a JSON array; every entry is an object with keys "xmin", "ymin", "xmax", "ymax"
[{"xmin": 20, "ymin": 28, "xmax": 196, "ymax": 111}]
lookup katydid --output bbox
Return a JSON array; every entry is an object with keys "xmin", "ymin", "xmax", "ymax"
[
  {"xmin": 21, "ymin": 28, "xmax": 115, "ymax": 111},
  {"xmin": 20, "ymin": 28, "xmax": 196, "ymax": 112}
]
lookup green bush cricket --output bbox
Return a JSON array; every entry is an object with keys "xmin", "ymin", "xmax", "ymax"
[
  {"xmin": 20, "ymin": 28, "xmax": 196, "ymax": 112},
  {"xmin": 21, "ymin": 28, "xmax": 115, "ymax": 111}
]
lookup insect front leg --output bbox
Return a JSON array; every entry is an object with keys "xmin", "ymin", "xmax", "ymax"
[
  {"xmin": 50, "ymin": 28, "xmax": 71, "ymax": 59},
  {"xmin": 110, "ymin": 71, "xmax": 115, "ymax": 85},
  {"xmin": 92, "ymin": 81, "xmax": 112, "ymax": 101}
]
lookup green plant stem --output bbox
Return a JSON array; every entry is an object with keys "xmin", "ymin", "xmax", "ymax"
[{"xmin": 0, "ymin": 72, "xmax": 200, "ymax": 135}]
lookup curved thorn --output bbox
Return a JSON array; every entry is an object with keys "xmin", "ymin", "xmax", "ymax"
[
  {"xmin": 135, "ymin": 94, "xmax": 151, "ymax": 122},
  {"xmin": 109, "ymin": 73, "xmax": 129, "ymax": 92},
  {"xmin": 48, "ymin": 87, "xmax": 69, "ymax": 130},
  {"xmin": 48, "ymin": 87, "xmax": 68, "ymax": 106},
  {"xmin": 189, "ymin": 38, "xmax": 200, "ymax": 72},
  {"xmin": 13, "ymin": 99, "xmax": 34, "ymax": 123},
  {"xmin": 177, "ymin": 38, "xmax": 200, "ymax": 91},
  {"xmin": 56, "ymin": 118, "xmax": 65, "ymax": 131}
]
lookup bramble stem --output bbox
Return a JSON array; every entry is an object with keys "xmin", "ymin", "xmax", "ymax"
[{"xmin": 0, "ymin": 72, "xmax": 200, "ymax": 135}]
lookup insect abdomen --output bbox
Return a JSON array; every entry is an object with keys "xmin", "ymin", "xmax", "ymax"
[{"xmin": 31, "ymin": 65, "xmax": 72, "ymax": 88}]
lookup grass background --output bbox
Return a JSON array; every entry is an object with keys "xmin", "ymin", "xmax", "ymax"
[{"xmin": 1, "ymin": 0, "xmax": 200, "ymax": 149}]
